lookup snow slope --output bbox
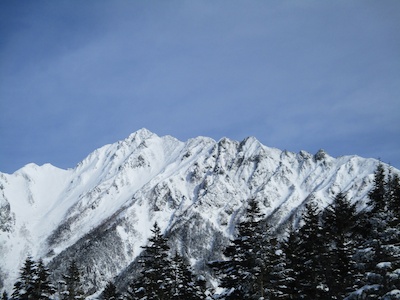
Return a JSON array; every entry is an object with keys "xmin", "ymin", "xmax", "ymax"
[{"xmin": 0, "ymin": 128, "xmax": 394, "ymax": 293}]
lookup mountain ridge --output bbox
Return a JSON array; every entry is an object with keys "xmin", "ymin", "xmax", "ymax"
[{"xmin": 0, "ymin": 128, "xmax": 396, "ymax": 295}]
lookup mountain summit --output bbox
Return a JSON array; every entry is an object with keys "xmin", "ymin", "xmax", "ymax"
[{"xmin": 0, "ymin": 129, "xmax": 394, "ymax": 293}]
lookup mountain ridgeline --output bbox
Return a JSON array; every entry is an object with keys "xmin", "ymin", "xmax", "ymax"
[{"xmin": 0, "ymin": 129, "xmax": 398, "ymax": 298}]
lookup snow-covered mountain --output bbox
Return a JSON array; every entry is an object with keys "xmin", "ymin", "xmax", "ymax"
[{"xmin": 0, "ymin": 128, "xmax": 395, "ymax": 294}]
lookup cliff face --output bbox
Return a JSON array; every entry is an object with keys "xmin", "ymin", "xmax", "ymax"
[{"xmin": 0, "ymin": 129, "xmax": 388, "ymax": 294}]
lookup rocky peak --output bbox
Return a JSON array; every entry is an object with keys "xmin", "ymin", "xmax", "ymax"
[{"xmin": 0, "ymin": 129, "xmax": 396, "ymax": 294}]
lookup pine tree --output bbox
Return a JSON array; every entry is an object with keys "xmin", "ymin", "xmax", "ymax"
[
  {"xmin": 321, "ymin": 192, "xmax": 358, "ymax": 298},
  {"xmin": 1, "ymin": 290, "xmax": 8, "ymax": 300},
  {"xmin": 127, "ymin": 222, "xmax": 173, "ymax": 300},
  {"xmin": 262, "ymin": 236, "xmax": 289, "ymax": 300},
  {"xmin": 295, "ymin": 201, "xmax": 328, "ymax": 299},
  {"xmin": 102, "ymin": 281, "xmax": 119, "ymax": 300},
  {"xmin": 368, "ymin": 163, "xmax": 387, "ymax": 214},
  {"xmin": 11, "ymin": 256, "xmax": 36, "ymax": 300},
  {"xmin": 60, "ymin": 260, "xmax": 84, "ymax": 300},
  {"xmin": 387, "ymin": 172, "xmax": 400, "ymax": 219},
  {"xmin": 33, "ymin": 259, "xmax": 55, "ymax": 300},
  {"xmin": 11, "ymin": 257, "xmax": 56, "ymax": 300},
  {"xmin": 170, "ymin": 252, "xmax": 205, "ymax": 299},
  {"xmin": 209, "ymin": 198, "xmax": 266, "ymax": 299},
  {"xmin": 346, "ymin": 165, "xmax": 400, "ymax": 299},
  {"xmin": 280, "ymin": 224, "xmax": 302, "ymax": 299}
]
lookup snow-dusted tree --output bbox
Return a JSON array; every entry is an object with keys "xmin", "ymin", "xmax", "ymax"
[
  {"xmin": 321, "ymin": 192, "xmax": 358, "ymax": 298},
  {"xmin": 1, "ymin": 290, "xmax": 8, "ymax": 300},
  {"xmin": 102, "ymin": 281, "xmax": 119, "ymax": 300},
  {"xmin": 60, "ymin": 260, "xmax": 84, "ymax": 300},
  {"xmin": 346, "ymin": 165, "xmax": 400, "ymax": 299},
  {"xmin": 262, "ymin": 236, "xmax": 290, "ymax": 300},
  {"xmin": 33, "ymin": 259, "xmax": 55, "ymax": 300},
  {"xmin": 170, "ymin": 252, "xmax": 205, "ymax": 299},
  {"xmin": 209, "ymin": 198, "xmax": 267, "ymax": 299},
  {"xmin": 368, "ymin": 163, "xmax": 387, "ymax": 214},
  {"xmin": 11, "ymin": 257, "xmax": 55, "ymax": 300},
  {"xmin": 387, "ymin": 171, "xmax": 400, "ymax": 219},
  {"xmin": 294, "ymin": 201, "xmax": 328, "ymax": 299},
  {"xmin": 365, "ymin": 209, "xmax": 400, "ymax": 298},
  {"xmin": 280, "ymin": 225, "xmax": 301, "ymax": 299},
  {"xmin": 127, "ymin": 222, "xmax": 173, "ymax": 300},
  {"xmin": 11, "ymin": 256, "xmax": 36, "ymax": 300}
]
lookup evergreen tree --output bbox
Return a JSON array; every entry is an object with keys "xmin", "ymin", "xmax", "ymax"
[
  {"xmin": 11, "ymin": 256, "xmax": 36, "ymax": 300},
  {"xmin": 170, "ymin": 252, "xmax": 205, "ymax": 299},
  {"xmin": 321, "ymin": 192, "xmax": 358, "ymax": 298},
  {"xmin": 1, "ymin": 290, "xmax": 8, "ymax": 300},
  {"xmin": 346, "ymin": 165, "xmax": 400, "ymax": 299},
  {"xmin": 387, "ymin": 172, "xmax": 400, "ymax": 219},
  {"xmin": 11, "ymin": 257, "xmax": 56, "ymax": 300},
  {"xmin": 262, "ymin": 236, "xmax": 289, "ymax": 300},
  {"xmin": 102, "ymin": 281, "xmax": 119, "ymax": 300},
  {"xmin": 280, "ymin": 225, "xmax": 301, "ymax": 299},
  {"xmin": 368, "ymin": 163, "xmax": 387, "ymax": 213},
  {"xmin": 33, "ymin": 259, "xmax": 56, "ymax": 300},
  {"xmin": 127, "ymin": 222, "xmax": 173, "ymax": 300},
  {"xmin": 295, "ymin": 201, "xmax": 327, "ymax": 299},
  {"xmin": 209, "ymin": 198, "xmax": 266, "ymax": 299},
  {"xmin": 60, "ymin": 260, "xmax": 84, "ymax": 300}
]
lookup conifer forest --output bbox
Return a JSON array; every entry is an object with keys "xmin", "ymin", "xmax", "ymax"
[{"xmin": 3, "ymin": 164, "xmax": 400, "ymax": 300}]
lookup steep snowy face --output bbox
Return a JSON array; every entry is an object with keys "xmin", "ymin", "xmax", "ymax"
[
  {"xmin": 0, "ymin": 128, "xmax": 184, "ymax": 289},
  {"xmin": 43, "ymin": 129, "xmax": 186, "ymax": 255},
  {"xmin": 0, "ymin": 128, "xmax": 392, "ymax": 292},
  {"xmin": 0, "ymin": 163, "xmax": 72, "ymax": 284}
]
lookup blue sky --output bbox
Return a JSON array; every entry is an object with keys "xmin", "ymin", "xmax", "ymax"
[{"xmin": 1, "ymin": 1, "xmax": 399, "ymax": 173}]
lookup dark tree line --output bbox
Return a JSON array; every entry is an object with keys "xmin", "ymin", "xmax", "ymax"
[
  {"xmin": 209, "ymin": 164, "xmax": 400, "ymax": 299},
  {"xmin": 127, "ymin": 222, "xmax": 206, "ymax": 300},
  {"xmin": 6, "ymin": 257, "xmax": 84, "ymax": 300},
  {"xmin": 9, "ymin": 256, "xmax": 55, "ymax": 300},
  {"xmin": 3, "ymin": 164, "xmax": 400, "ymax": 299}
]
